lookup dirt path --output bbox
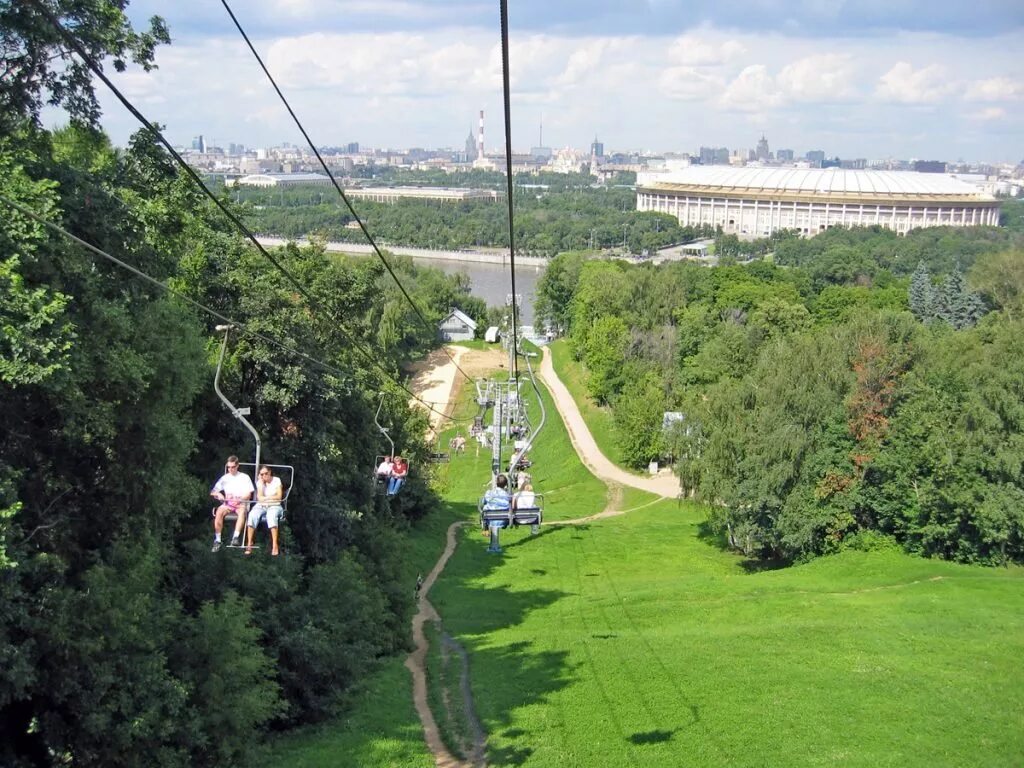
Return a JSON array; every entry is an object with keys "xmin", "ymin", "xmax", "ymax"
[
  {"xmin": 405, "ymin": 521, "xmax": 481, "ymax": 768},
  {"xmin": 405, "ymin": 344, "xmax": 677, "ymax": 767},
  {"xmin": 537, "ymin": 347, "xmax": 681, "ymax": 498}
]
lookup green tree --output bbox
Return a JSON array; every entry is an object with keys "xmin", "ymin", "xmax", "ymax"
[
  {"xmin": 909, "ymin": 261, "xmax": 935, "ymax": 321},
  {"xmin": 0, "ymin": 1, "xmax": 170, "ymax": 131},
  {"xmin": 583, "ymin": 315, "xmax": 629, "ymax": 403},
  {"xmin": 613, "ymin": 370, "xmax": 666, "ymax": 468}
]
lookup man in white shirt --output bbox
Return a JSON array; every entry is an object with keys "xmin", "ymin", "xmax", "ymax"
[
  {"xmin": 375, "ymin": 456, "xmax": 394, "ymax": 491},
  {"xmin": 210, "ymin": 455, "xmax": 254, "ymax": 552}
]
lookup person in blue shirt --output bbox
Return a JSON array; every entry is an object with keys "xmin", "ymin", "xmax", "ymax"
[{"xmin": 481, "ymin": 474, "xmax": 512, "ymax": 532}]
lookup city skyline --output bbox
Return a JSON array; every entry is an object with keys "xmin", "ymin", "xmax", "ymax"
[{"xmin": 53, "ymin": 1, "xmax": 1024, "ymax": 163}]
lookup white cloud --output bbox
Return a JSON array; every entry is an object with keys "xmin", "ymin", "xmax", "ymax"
[
  {"xmin": 969, "ymin": 106, "xmax": 1007, "ymax": 121},
  {"xmin": 964, "ymin": 76, "xmax": 1024, "ymax": 102},
  {"xmin": 77, "ymin": 21, "xmax": 1024, "ymax": 162},
  {"xmin": 776, "ymin": 54, "xmax": 857, "ymax": 102},
  {"xmin": 667, "ymin": 35, "xmax": 746, "ymax": 66},
  {"xmin": 659, "ymin": 66, "xmax": 725, "ymax": 100},
  {"xmin": 875, "ymin": 61, "xmax": 955, "ymax": 104},
  {"xmin": 719, "ymin": 64, "xmax": 784, "ymax": 112}
]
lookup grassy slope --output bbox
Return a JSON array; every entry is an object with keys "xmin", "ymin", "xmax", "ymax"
[
  {"xmin": 547, "ymin": 338, "xmax": 634, "ymax": 473},
  {"xmin": 437, "ymin": 505, "xmax": 1024, "ymax": 767},
  {"xmin": 430, "ymin": 363, "xmax": 1024, "ymax": 767},
  {"xmin": 263, "ymin": 359, "xmax": 1024, "ymax": 767},
  {"xmin": 255, "ymin": 473, "xmax": 464, "ymax": 767}
]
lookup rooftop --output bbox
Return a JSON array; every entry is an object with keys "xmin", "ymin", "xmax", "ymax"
[{"xmin": 640, "ymin": 166, "xmax": 994, "ymax": 199}]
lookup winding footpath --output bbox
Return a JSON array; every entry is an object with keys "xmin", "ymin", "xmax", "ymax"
[
  {"xmin": 405, "ymin": 344, "xmax": 679, "ymax": 766},
  {"xmin": 537, "ymin": 346, "xmax": 681, "ymax": 498}
]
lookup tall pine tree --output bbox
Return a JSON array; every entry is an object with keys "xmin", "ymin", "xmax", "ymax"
[{"xmin": 909, "ymin": 261, "xmax": 935, "ymax": 322}]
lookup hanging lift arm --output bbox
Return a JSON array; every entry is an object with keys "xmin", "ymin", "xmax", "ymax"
[
  {"xmin": 374, "ymin": 393, "xmax": 396, "ymax": 458},
  {"xmin": 214, "ymin": 325, "xmax": 262, "ymax": 471}
]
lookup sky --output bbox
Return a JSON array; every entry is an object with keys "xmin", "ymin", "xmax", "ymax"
[{"xmin": 71, "ymin": 0, "xmax": 1024, "ymax": 163}]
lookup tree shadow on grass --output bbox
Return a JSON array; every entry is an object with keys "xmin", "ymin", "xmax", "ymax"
[
  {"xmin": 432, "ymin": 508, "xmax": 579, "ymax": 767},
  {"xmin": 628, "ymin": 729, "xmax": 675, "ymax": 745}
]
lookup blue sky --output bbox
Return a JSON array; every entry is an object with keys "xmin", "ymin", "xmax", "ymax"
[{"xmin": 78, "ymin": 0, "xmax": 1024, "ymax": 162}]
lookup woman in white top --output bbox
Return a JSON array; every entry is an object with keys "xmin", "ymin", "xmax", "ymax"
[{"xmin": 512, "ymin": 482, "xmax": 536, "ymax": 511}]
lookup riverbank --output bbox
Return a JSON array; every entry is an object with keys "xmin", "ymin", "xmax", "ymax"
[{"xmin": 256, "ymin": 236, "xmax": 548, "ymax": 268}]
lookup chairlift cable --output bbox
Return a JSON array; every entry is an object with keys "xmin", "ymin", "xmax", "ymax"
[
  {"xmin": 219, "ymin": 0, "xmax": 478, "ymax": 387},
  {"xmin": 26, "ymin": 1, "xmax": 459, "ymax": 423},
  {"xmin": 26, "ymin": 0, "xmax": 318, "ymax": 311},
  {"xmin": 498, "ymin": 0, "xmax": 520, "ymax": 382},
  {"xmin": 0, "ymin": 194, "xmax": 457, "ymax": 424}
]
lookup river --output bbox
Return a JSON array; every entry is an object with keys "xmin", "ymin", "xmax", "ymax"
[
  {"xmin": 256, "ymin": 237, "xmax": 544, "ymax": 324},
  {"xmin": 418, "ymin": 257, "xmax": 543, "ymax": 325}
]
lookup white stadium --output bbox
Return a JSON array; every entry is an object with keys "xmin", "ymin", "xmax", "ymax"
[{"xmin": 636, "ymin": 166, "xmax": 1001, "ymax": 238}]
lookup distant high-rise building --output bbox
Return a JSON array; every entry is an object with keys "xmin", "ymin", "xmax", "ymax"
[
  {"xmin": 591, "ymin": 137, "xmax": 604, "ymax": 158},
  {"xmin": 465, "ymin": 129, "xmax": 477, "ymax": 161},
  {"xmin": 777, "ymin": 149, "xmax": 795, "ymax": 162},
  {"xmin": 530, "ymin": 146, "xmax": 552, "ymax": 160},
  {"xmin": 191, "ymin": 135, "xmax": 206, "ymax": 153},
  {"xmin": 806, "ymin": 150, "xmax": 825, "ymax": 167},
  {"xmin": 913, "ymin": 160, "xmax": 946, "ymax": 173},
  {"xmin": 345, "ymin": 142, "xmax": 360, "ymax": 154},
  {"xmin": 755, "ymin": 134, "xmax": 770, "ymax": 161},
  {"xmin": 699, "ymin": 146, "xmax": 730, "ymax": 165}
]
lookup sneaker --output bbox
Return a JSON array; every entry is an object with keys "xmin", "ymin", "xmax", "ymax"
[
  {"xmin": 211, "ymin": 540, "xmax": 221, "ymax": 553},
  {"xmin": 230, "ymin": 535, "xmax": 241, "ymax": 547}
]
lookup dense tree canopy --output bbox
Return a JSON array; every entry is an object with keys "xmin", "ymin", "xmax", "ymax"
[
  {"xmin": 537, "ymin": 220, "xmax": 1024, "ymax": 566},
  {"xmin": 233, "ymin": 181, "xmax": 708, "ymax": 257},
  {"xmin": 0, "ymin": 22, "xmax": 484, "ymax": 758}
]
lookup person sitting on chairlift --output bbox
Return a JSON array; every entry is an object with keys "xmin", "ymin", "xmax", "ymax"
[
  {"xmin": 246, "ymin": 464, "xmax": 284, "ymax": 556},
  {"xmin": 210, "ymin": 455, "xmax": 254, "ymax": 552},
  {"xmin": 388, "ymin": 456, "xmax": 408, "ymax": 495},
  {"xmin": 480, "ymin": 474, "xmax": 512, "ymax": 532},
  {"xmin": 515, "ymin": 468, "xmax": 531, "ymax": 491},
  {"xmin": 512, "ymin": 482, "xmax": 536, "ymax": 512},
  {"xmin": 375, "ymin": 455, "xmax": 394, "ymax": 487}
]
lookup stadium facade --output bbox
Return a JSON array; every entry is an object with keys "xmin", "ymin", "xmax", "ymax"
[{"xmin": 636, "ymin": 167, "xmax": 1001, "ymax": 237}]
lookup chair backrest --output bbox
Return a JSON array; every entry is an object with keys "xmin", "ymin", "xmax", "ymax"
[{"xmin": 238, "ymin": 463, "xmax": 294, "ymax": 508}]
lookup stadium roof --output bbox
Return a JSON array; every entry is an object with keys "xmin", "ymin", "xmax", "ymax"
[{"xmin": 641, "ymin": 166, "xmax": 993, "ymax": 199}]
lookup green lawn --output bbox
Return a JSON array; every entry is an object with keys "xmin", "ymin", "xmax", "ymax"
[
  {"xmin": 547, "ymin": 338, "xmax": 636, "ymax": 473},
  {"xmin": 429, "ymin": 358, "xmax": 1024, "ymax": 767},
  {"xmin": 434, "ymin": 501, "xmax": 1024, "ymax": 767},
  {"xmin": 262, "ymin": 358, "xmax": 1024, "ymax": 767}
]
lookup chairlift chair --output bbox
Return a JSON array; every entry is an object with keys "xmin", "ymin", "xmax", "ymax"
[
  {"xmin": 371, "ymin": 394, "xmax": 412, "ymax": 495},
  {"xmin": 478, "ymin": 489, "xmax": 544, "ymax": 553},
  {"xmin": 212, "ymin": 324, "xmax": 297, "ymax": 556},
  {"xmin": 214, "ymin": 462, "xmax": 294, "ymax": 551}
]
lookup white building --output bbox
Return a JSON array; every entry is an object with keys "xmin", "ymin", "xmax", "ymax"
[
  {"xmin": 637, "ymin": 166, "xmax": 1001, "ymax": 237},
  {"xmin": 345, "ymin": 187, "xmax": 500, "ymax": 204},
  {"xmin": 235, "ymin": 173, "xmax": 332, "ymax": 188},
  {"xmin": 438, "ymin": 309, "xmax": 478, "ymax": 342}
]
